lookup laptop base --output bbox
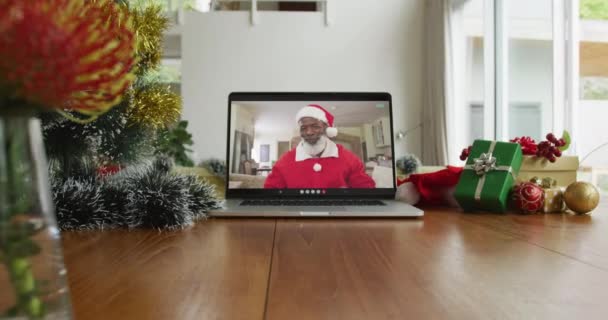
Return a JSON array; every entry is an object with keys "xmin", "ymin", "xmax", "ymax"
[{"xmin": 209, "ymin": 199, "xmax": 424, "ymax": 217}]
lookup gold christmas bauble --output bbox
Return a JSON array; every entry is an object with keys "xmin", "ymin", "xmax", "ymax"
[{"xmin": 563, "ymin": 182, "xmax": 600, "ymax": 214}]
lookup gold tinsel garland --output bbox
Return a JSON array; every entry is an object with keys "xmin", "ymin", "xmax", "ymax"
[
  {"xmin": 128, "ymin": 85, "xmax": 182, "ymax": 130},
  {"xmin": 131, "ymin": 3, "xmax": 169, "ymax": 74}
]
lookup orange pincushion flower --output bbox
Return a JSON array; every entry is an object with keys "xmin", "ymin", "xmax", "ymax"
[{"xmin": 0, "ymin": 0, "xmax": 136, "ymax": 116}]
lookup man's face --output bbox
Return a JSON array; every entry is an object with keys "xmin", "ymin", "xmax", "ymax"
[{"xmin": 299, "ymin": 117, "xmax": 327, "ymax": 145}]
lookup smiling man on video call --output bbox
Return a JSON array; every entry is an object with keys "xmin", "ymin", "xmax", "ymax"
[{"xmin": 263, "ymin": 104, "xmax": 376, "ymax": 189}]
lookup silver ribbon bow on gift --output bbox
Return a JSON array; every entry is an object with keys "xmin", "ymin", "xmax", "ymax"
[
  {"xmin": 464, "ymin": 141, "xmax": 517, "ymax": 202},
  {"xmin": 472, "ymin": 152, "xmax": 497, "ymax": 176}
]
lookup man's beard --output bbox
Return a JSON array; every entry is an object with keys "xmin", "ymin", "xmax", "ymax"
[{"xmin": 302, "ymin": 135, "xmax": 328, "ymax": 156}]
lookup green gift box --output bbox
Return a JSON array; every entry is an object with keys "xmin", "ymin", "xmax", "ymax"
[{"xmin": 454, "ymin": 140, "xmax": 523, "ymax": 212}]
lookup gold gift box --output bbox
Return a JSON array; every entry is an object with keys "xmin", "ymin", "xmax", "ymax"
[
  {"xmin": 516, "ymin": 156, "xmax": 579, "ymax": 187},
  {"xmin": 543, "ymin": 187, "xmax": 566, "ymax": 213}
]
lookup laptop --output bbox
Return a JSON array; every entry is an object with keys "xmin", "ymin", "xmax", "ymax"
[{"xmin": 209, "ymin": 92, "xmax": 423, "ymax": 217}]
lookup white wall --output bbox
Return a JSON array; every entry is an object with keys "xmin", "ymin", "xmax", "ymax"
[
  {"xmin": 363, "ymin": 123, "xmax": 378, "ymax": 158},
  {"xmin": 252, "ymin": 131, "xmax": 293, "ymax": 166},
  {"xmin": 229, "ymin": 103, "xmax": 255, "ymax": 156},
  {"xmin": 181, "ymin": 0, "xmax": 425, "ymax": 161},
  {"xmin": 339, "ymin": 127, "xmax": 364, "ymax": 138}
]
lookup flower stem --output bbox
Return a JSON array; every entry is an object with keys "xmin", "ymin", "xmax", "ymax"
[
  {"xmin": 0, "ymin": 117, "xmax": 45, "ymax": 319},
  {"xmin": 7, "ymin": 257, "xmax": 44, "ymax": 319}
]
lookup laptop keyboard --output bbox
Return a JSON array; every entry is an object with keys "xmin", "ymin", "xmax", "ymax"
[{"xmin": 240, "ymin": 199, "xmax": 386, "ymax": 206}]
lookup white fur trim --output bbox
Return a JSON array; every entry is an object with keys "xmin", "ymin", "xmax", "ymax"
[
  {"xmin": 325, "ymin": 127, "xmax": 338, "ymax": 138},
  {"xmin": 295, "ymin": 138, "xmax": 339, "ymax": 162},
  {"xmin": 395, "ymin": 182, "xmax": 420, "ymax": 205},
  {"xmin": 296, "ymin": 106, "xmax": 328, "ymax": 125}
]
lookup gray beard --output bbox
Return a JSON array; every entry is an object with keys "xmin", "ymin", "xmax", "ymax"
[{"xmin": 302, "ymin": 135, "xmax": 328, "ymax": 156}]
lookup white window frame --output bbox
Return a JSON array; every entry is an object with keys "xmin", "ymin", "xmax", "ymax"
[
  {"xmin": 483, "ymin": 0, "xmax": 496, "ymax": 139},
  {"xmin": 553, "ymin": 0, "xmax": 566, "ymax": 139},
  {"xmin": 565, "ymin": 0, "xmax": 580, "ymax": 155},
  {"xmin": 493, "ymin": 0, "xmax": 509, "ymax": 141},
  {"xmin": 477, "ymin": 0, "xmax": 574, "ymax": 147}
]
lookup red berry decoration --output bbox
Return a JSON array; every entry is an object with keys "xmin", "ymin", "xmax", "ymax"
[
  {"xmin": 510, "ymin": 136, "xmax": 538, "ymax": 155},
  {"xmin": 524, "ymin": 132, "xmax": 567, "ymax": 162},
  {"xmin": 554, "ymin": 149, "xmax": 562, "ymax": 157},
  {"xmin": 460, "ymin": 145, "xmax": 472, "ymax": 161},
  {"xmin": 512, "ymin": 182, "xmax": 544, "ymax": 214}
]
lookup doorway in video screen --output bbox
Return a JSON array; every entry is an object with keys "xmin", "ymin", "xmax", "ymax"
[{"xmin": 228, "ymin": 101, "xmax": 395, "ymax": 189}]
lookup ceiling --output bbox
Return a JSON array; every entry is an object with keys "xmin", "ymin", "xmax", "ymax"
[{"xmin": 234, "ymin": 101, "xmax": 390, "ymax": 136}]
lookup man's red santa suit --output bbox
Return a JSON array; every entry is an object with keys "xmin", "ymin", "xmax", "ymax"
[{"xmin": 264, "ymin": 105, "xmax": 375, "ymax": 189}]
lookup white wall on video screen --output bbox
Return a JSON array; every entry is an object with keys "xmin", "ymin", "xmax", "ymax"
[{"xmin": 230, "ymin": 103, "xmax": 256, "ymax": 174}]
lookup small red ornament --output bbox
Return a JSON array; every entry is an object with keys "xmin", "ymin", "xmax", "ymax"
[
  {"xmin": 510, "ymin": 136, "xmax": 538, "ymax": 155},
  {"xmin": 97, "ymin": 164, "xmax": 122, "ymax": 177},
  {"xmin": 512, "ymin": 182, "xmax": 544, "ymax": 214}
]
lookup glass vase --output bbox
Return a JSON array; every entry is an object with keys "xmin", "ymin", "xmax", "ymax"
[{"xmin": 0, "ymin": 114, "xmax": 73, "ymax": 319}]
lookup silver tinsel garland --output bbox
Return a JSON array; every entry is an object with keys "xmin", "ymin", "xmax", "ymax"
[
  {"xmin": 52, "ymin": 158, "xmax": 222, "ymax": 231},
  {"xmin": 53, "ymin": 178, "xmax": 109, "ymax": 231}
]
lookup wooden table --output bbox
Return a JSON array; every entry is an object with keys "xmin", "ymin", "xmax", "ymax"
[{"xmin": 61, "ymin": 202, "xmax": 608, "ymax": 320}]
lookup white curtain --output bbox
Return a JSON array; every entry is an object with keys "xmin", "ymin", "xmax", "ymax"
[{"xmin": 421, "ymin": 0, "xmax": 457, "ymax": 165}]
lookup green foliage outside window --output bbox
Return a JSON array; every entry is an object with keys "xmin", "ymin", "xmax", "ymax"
[
  {"xmin": 128, "ymin": 0, "xmax": 198, "ymax": 11},
  {"xmin": 581, "ymin": 0, "xmax": 608, "ymax": 20},
  {"xmin": 580, "ymin": 1, "xmax": 608, "ymax": 100},
  {"xmin": 581, "ymin": 77, "xmax": 608, "ymax": 100}
]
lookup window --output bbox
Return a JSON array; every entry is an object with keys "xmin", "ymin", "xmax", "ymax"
[
  {"xmin": 580, "ymin": 8, "xmax": 608, "ymax": 102},
  {"xmin": 469, "ymin": 103, "xmax": 484, "ymax": 142},
  {"xmin": 209, "ymin": 1, "xmax": 319, "ymax": 11},
  {"xmin": 577, "ymin": 0, "xmax": 608, "ymax": 193},
  {"xmin": 509, "ymin": 103, "xmax": 542, "ymax": 139},
  {"xmin": 456, "ymin": 0, "xmax": 553, "ymax": 145},
  {"xmin": 507, "ymin": 0, "xmax": 554, "ymax": 141},
  {"xmin": 453, "ymin": 0, "xmax": 607, "ymax": 194},
  {"xmin": 452, "ymin": 0, "xmax": 487, "ymax": 157},
  {"xmin": 469, "ymin": 103, "xmax": 542, "ymax": 145}
]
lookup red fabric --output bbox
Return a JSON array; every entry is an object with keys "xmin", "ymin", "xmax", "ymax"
[
  {"xmin": 264, "ymin": 144, "xmax": 375, "ymax": 189},
  {"xmin": 398, "ymin": 166, "xmax": 463, "ymax": 205}
]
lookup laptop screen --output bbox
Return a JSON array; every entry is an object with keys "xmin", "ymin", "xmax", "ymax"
[{"xmin": 226, "ymin": 93, "xmax": 395, "ymax": 198}]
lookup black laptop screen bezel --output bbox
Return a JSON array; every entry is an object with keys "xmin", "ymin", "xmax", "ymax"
[{"xmin": 225, "ymin": 92, "xmax": 396, "ymax": 199}]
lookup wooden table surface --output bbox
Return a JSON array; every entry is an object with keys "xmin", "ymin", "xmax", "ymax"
[{"xmin": 61, "ymin": 202, "xmax": 608, "ymax": 320}]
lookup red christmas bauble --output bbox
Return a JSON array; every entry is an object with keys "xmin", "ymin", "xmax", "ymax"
[{"xmin": 512, "ymin": 182, "xmax": 544, "ymax": 214}]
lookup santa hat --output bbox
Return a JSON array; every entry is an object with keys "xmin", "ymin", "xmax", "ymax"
[
  {"xmin": 396, "ymin": 166, "xmax": 463, "ymax": 207},
  {"xmin": 295, "ymin": 104, "xmax": 338, "ymax": 138}
]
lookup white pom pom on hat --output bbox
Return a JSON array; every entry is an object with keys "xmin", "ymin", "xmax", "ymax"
[
  {"xmin": 325, "ymin": 127, "xmax": 338, "ymax": 137},
  {"xmin": 395, "ymin": 182, "xmax": 420, "ymax": 205},
  {"xmin": 296, "ymin": 104, "xmax": 338, "ymax": 138}
]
